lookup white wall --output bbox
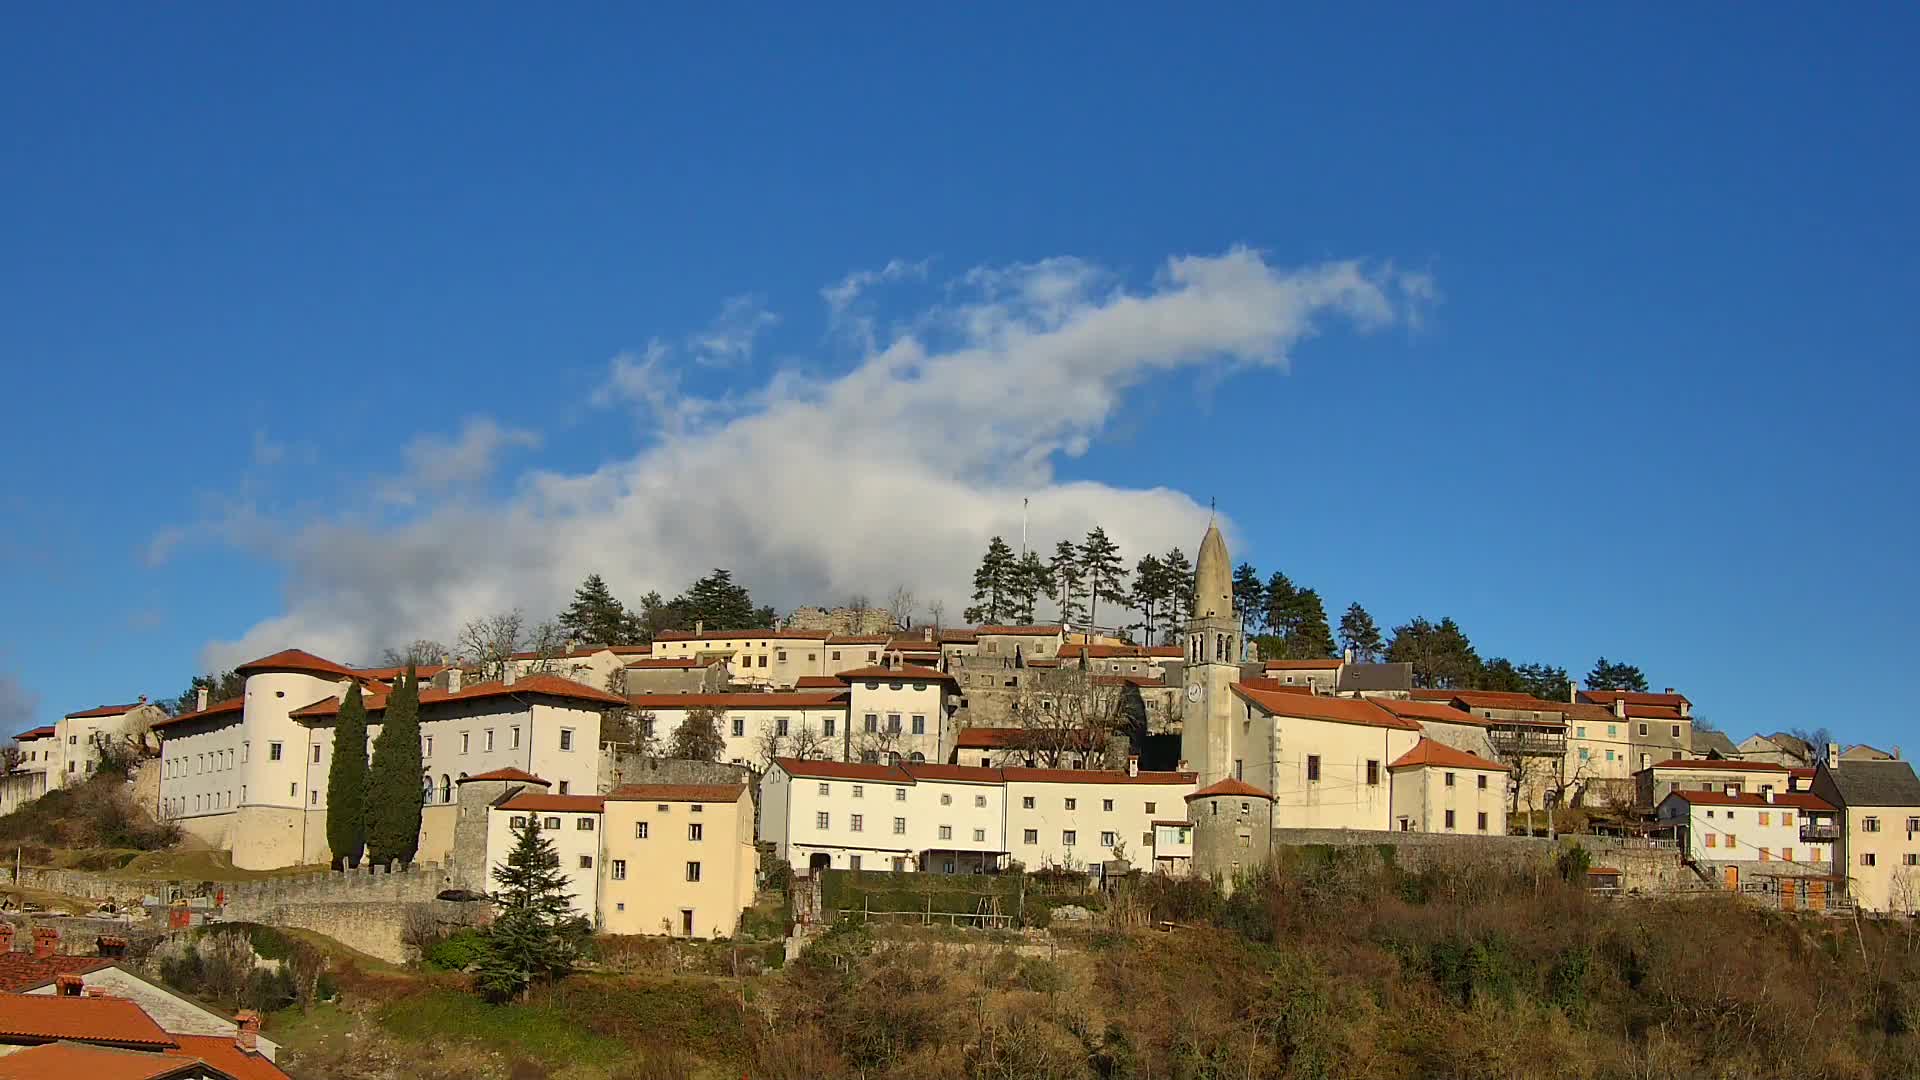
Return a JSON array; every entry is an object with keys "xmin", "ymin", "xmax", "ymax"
[{"xmin": 487, "ymin": 801, "xmax": 603, "ymax": 921}]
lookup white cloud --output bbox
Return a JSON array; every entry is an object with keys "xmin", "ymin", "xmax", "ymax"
[
  {"xmin": 688, "ymin": 294, "xmax": 779, "ymax": 367},
  {"xmin": 377, "ymin": 417, "xmax": 542, "ymax": 506},
  {"xmin": 201, "ymin": 248, "xmax": 1428, "ymax": 668}
]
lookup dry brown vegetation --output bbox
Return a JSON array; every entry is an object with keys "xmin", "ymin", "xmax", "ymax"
[{"xmin": 749, "ymin": 847, "xmax": 1920, "ymax": 1079}]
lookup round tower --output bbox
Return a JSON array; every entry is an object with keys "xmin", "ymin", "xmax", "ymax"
[
  {"xmin": 1181, "ymin": 520, "xmax": 1244, "ymax": 785},
  {"xmin": 230, "ymin": 649, "xmax": 357, "ymax": 870},
  {"xmin": 1185, "ymin": 778, "xmax": 1273, "ymax": 894}
]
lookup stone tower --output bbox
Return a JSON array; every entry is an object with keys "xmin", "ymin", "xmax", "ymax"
[
  {"xmin": 1181, "ymin": 521, "xmax": 1242, "ymax": 786},
  {"xmin": 1185, "ymin": 778, "xmax": 1274, "ymax": 894}
]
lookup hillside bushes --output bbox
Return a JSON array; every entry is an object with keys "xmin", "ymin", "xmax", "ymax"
[{"xmin": 0, "ymin": 772, "xmax": 179, "ymax": 851}]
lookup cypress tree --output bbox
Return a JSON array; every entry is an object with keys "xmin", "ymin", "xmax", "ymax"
[
  {"xmin": 325, "ymin": 683, "xmax": 370, "ymax": 869},
  {"xmin": 366, "ymin": 666, "xmax": 424, "ymax": 867}
]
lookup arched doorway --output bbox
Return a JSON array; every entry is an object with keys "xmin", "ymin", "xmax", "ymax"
[{"xmin": 808, "ymin": 852, "xmax": 831, "ymax": 876}]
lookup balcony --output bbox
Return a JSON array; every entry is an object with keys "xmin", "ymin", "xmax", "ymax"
[
  {"xmin": 1800, "ymin": 821, "xmax": 1842, "ymax": 843},
  {"xmin": 1487, "ymin": 729, "xmax": 1567, "ymax": 757}
]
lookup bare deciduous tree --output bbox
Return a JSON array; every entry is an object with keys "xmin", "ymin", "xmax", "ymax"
[
  {"xmin": 787, "ymin": 723, "xmax": 833, "ymax": 761},
  {"xmin": 458, "ymin": 611, "xmax": 527, "ymax": 678},
  {"xmin": 926, "ymin": 599, "xmax": 946, "ymax": 631},
  {"xmin": 888, "ymin": 585, "xmax": 916, "ymax": 631},
  {"xmin": 1007, "ymin": 667, "xmax": 1123, "ymax": 769},
  {"xmin": 383, "ymin": 638, "xmax": 449, "ymax": 667}
]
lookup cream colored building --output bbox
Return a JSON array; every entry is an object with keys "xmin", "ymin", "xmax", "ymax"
[
  {"xmin": 648, "ymin": 629, "xmax": 832, "ymax": 688},
  {"xmin": 1811, "ymin": 755, "xmax": 1920, "ymax": 914},
  {"xmin": 488, "ymin": 792, "xmax": 606, "ymax": 921},
  {"xmin": 2, "ymin": 699, "xmax": 168, "ymax": 814},
  {"xmin": 1002, "ymin": 765, "xmax": 1195, "ymax": 871},
  {"xmin": 1386, "ymin": 739, "xmax": 1509, "ymax": 835},
  {"xmin": 626, "ymin": 692, "xmax": 850, "ymax": 768},
  {"xmin": 1653, "ymin": 789, "xmax": 1836, "ymax": 871},
  {"xmin": 837, "ymin": 664, "xmax": 961, "ymax": 765},
  {"xmin": 1634, "ymin": 758, "xmax": 1791, "ymax": 809},
  {"xmin": 600, "ymin": 782, "xmax": 757, "ymax": 938},
  {"xmin": 1260, "ymin": 659, "xmax": 1342, "ymax": 692},
  {"xmin": 1228, "ymin": 685, "xmax": 1421, "ymax": 831}
]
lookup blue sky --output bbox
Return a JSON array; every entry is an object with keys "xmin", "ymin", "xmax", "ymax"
[{"xmin": 2, "ymin": 7, "xmax": 1915, "ymax": 747}]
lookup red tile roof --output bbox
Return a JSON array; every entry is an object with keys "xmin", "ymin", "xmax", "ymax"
[
  {"xmin": 350, "ymin": 664, "xmax": 449, "ymax": 682},
  {"xmin": 168, "ymin": 1033, "xmax": 293, "ymax": 1080},
  {"xmin": 457, "ymin": 768, "xmax": 549, "ymax": 786},
  {"xmin": 149, "ymin": 697, "xmax": 245, "ymax": 732},
  {"xmin": 13, "ymin": 726, "xmax": 55, "ymax": 741},
  {"xmin": 771, "ymin": 757, "xmax": 912, "ymax": 783},
  {"xmin": 1411, "ymin": 689, "xmax": 1566, "ymax": 712},
  {"xmin": 606, "ymin": 783, "xmax": 749, "ymax": 804},
  {"xmin": 1659, "ymin": 790, "xmax": 1835, "ymax": 811},
  {"xmin": 1388, "ymin": 738, "xmax": 1509, "ymax": 773},
  {"xmin": 1001, "ymin": 766, "xmax": 1196, "ymax": 786},
  {"xmin": 1371, "ymin": 698, "xmax": 1485, "ymax": 726},
  {"xmin": 0, "ymin": 992, "xmax": 176, "ymax": 1048},
  {"xmin": 290, "ymin": 674, "xmax": 626, "ymax": 719},
  {"xmin": 233, "ymin": 648, "xmax": 355, "ymax": 679},
  {"xmin": 973, "ymin": 625, "xmax": 1064, "ymax": 637},
  {"xmin": 831, "ymin": 665, "xmax": 957, "ymax": 684},
  {"xmin": 826, "ymin": 634, "xmax": 891, "ymax": 645},
  {"xmin": 63, "ymin": 703, "xmax": 148, "ymax": 719},
  {"xmin": 1263, "ymin": 659, "xmax": 1342, "ymax": 671},
  {"xmin": 1647, "ymin": 758, "xmax": 1789, "ymax": 772},
  {"xmin": 497, "ymin": 793, "xmax": 607, "ymax": 813},
  {"xmin": 901, "ymin": 763, "xmax": 1005, "ymax": 784},
  {"xmin": 1236, "ymin": 678, "xmax": 1316, "ymax": 694},
  {"xmin": 0, "ymin": 1043, "xmax": 206, "ymax": 1080},
  {"xmin": 623, "ymin": 692, "xmax": 846, "ymax": 710},
  {"xmin": 653, "ymin": 629, "xmax": 826, "ymax": 642},
  {"xmin": 1231, "ymin": 685, "xmax": 1422, "ymax": 731},
  {"xmin": 952, "ymin": 726, "xmax": 1103, "ymax": 750},
  {"xmin": 1624, "ymin": 705, "xmax": 1686, "ymax": 722},
  {"xmin": 623, "ymin": 657, "xmax": 710, "ymax": 669},
  {"xmin": 0, "ymin": 953, "xmax": 113, "ymax": 992},
  {"xmin": 940, "ymin": 630, "xmax": 979, "ymax": 643},
  {"xmin": 1186, "ymin": 778, "xmax": 1274, "ymax": 801},
  {"xmin": 1580, "ymin": 689, "xmax": 1691, "ymax": 709},
  {"xmin": 794, "ymin": 676, "xmax": 845, "ymax": 689},
  {"xmin": 1059, "ymin": 644, "xmax": 1183, "ymax": 660}
]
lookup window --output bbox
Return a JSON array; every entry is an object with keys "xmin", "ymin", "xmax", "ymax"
[
  {"xmin": 1906, "ymin": 854, "xmax": 1919, "ymax": 866},
  {"xmin": 1759, "ymin": 812, "xmax": 1771, "ymax": 826},
  {"xmin": 1638, "ymin": 723, "xmax": 1648, "ymax": 737},
  {"xmin": 1444, "ymin": 809, "xmax": 1456, "ymax": 831},
  {"xmin": 816, "ymin": 812, "xmax": 830, "ymax": 829},
  {"xmin": 1909, "ymin": 817, "xmax": 1920, "ymax": 832},
  {"xmin": 975, "ymin": 794, "xmax": 986, "ymax": 808},
  {"xmin": 1234, "ymin": 759, "xmax": 1244, "ymax": 780},
  {"xmin": 777, "ymin": 650, "xmax": 787, "ymax": 662},
  {"xmin": 635, "ymin": 821, "xmax": 650, "ymax": 839},
  {"xmin": 1706, "ymin": 834, "xmax": 1717, "ymax": 848},
  {"xmin": 1366, "ymin": 760, "xmax": 1379, "ymax": 786},
  {"xmin": 887, "ymin": 714, "xmax": 901, "ymax": 733},
  {"xmin": 974, "ymin": 828, "xmax": 986, "ymax": 842},
  {"xmin": 1307, "ymin": 755, "xmax": 1321, "ymax": 782},
  {"xmin": 242, "ymin": 741, "xmax": 249, "ymax": 763},
  {"xmin": 1607, "ymin": 725, "xmax": 1617, "ymax": 737},
  {"xmin": 424, "ymin": 735, "xmax": 433, "ymax": 756},
  {"xmin": 558, "ymin": 781, "xmax": 570, "ymax": 795},
  {"xmin": 911, "ymin": 715, "xmax": 925, "ymax": 735},
  {"xmin": 731, "ymin": 717, "xmax": 745, "ymax": 738},
  {"xmin": 1065, "ymin": 797, "xmax": 1077, "ymax": 810},
  {"xmin": 289, "ymin": 782, "xmax": 298, "ymax": 797},
  {"xmin": 1477, "ymin": 774, "xmax": 1488, "ymax": 790},
  {"xmin": 1445, "ymin": 772, "xmax": 1456, "ymax": 788},
  {"xmin": 611, "ymin": 860, "xmax": 627, "ymax": 880},
  {"xmin": 852, "ymin": 785, "xmax": 864, "ymax": 799},
  {"xmin": 460, "ymin": 732, "xmax": 471, "ymax": 755},
  {"xmin": 818, "ymin": 782, "xmax": 831, "ymax": 796},
  {"xmin": 832, "ymin": 651, "xmax": 841, "ymax": 661},
  {"xmin": 893, "ymin": 817, "xmax": 906, "ymax": 834},
  {"xmin": 864, "ymin": 714, "xmax": 878, "ymax": 733},
  {"xmin": 757, "ymin": 655, "xmax": 767, "ymax": 668},
  {"xmin": 1477, "ymin": 812, "xmax": 1488, "ymax": 832},
  {"xmin": 1576, "ymin": 726, "xmax": 1586, "ymax": 739},
  {"xmin": 1861, "ymin": 853, "xmax": 1877, "ymax": 867},
  {"xmin": 577, "ymin": 817, "xmax": 595, "ymax": 831},
  {"xmin": 689, "ymin": 821, "xmax": 705, "ymax": 840},
  {"xmin": 1145, "ymin": 801, "xmax": 1157, "ymax": 814},
  {"xmin": 1671, "ymin": 724, "xmax": 1681, "ymax": 738},
  {"xmin": 486, "ymin": 729, "xmax": 495, "ymax": 752},
  {"xmin": 1022, "ymin": 796, "xmax": 1035, "ymax": 810},
  {"xmin": 1727, "ymin": 834, "xmax": 1737, "ymax": 848},
  {"xmin": 511, "ymin": 816, "xmax": 527, "ymax": 828},
  {"xmin": 1101, "ymin": 831, "xmax": 1117, "ymax": 847},
  {"xmin": 776, "ymin": 717, "xmax": 789, "ymax": 736},
  {"xmin": 512, "ymin": 726, "xmax": 520, "ymax": 748},
  {"xmin": 1783, "ymin": 848, "xmax": 1795, "ymax": 862},
  {"xmin": 310, "ymin": 790, "xmax": 319, "ymax": 806},
  {"xmin": 686, "ymin": 861, "xmax": 702, "ymax": 882},
  {"xmin": 848, "ymin": 815, "xmax": 862, "ymax": 833},
  {"xmin": 312, "ymin": 744, "xmax": 322, "ymax": 764},
  {"xmin": 1760, "ymin": 848, "xmax": 1771, "ymax": 862},
  {"xmin": 1864, "ymin": 817, "xmax": 1882, "ymax": 833},
  {"xmin": 690, "ymin": 804, "xmax": 701, "ymax": 812},
  {"xmin": 824, "ymin": 717, "xmax": 836, "ymax": 737},
  {"xmin": 577, "ymin": 855, "xmax": 593, "ymax": 869},
  {"xmin": 269, "ymin": 742, "xmax": 283, "ymax": 762},
  {"xmin": 895, "ymin": 788, "xmax": 906, "ymax": 802},
  {"xmin": 559, "ymin": 729, "xmax": 574, "ymax": 752},
  {"xmin": 1062, "ymin": 830, "xmax": 1077, "ymax": 846},
  {"xmin": 1024, "ymin": 828, "xmax": 1038, "ymax": 844},
  {"xmin": 941, "ymin": 793, "xmax": 952, "ymax": 806},
  {"xmin": 1103, "ymin": 799, "xmax": 1114, "ymax": 812},
  {"xmin": 939, "ymin": 825, "xmax": 952, "ymax": 840},
  {"xmin": 544, "ymin": 816, "xmax": 561, "ymax": 830}
]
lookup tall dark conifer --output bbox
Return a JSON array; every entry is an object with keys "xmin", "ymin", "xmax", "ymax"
[
  {"xmin": 366, "ymin": 666, "xmax": 424, "ymax": 867},
  {"xmin": 324, "ymin": 683, "xmax": 370, "ymax": 869}
]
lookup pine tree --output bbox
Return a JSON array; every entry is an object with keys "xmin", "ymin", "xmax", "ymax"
[
  {"xmin": 1387, "ymin": 617, "xmax": 1483, "ymax": 689},
  {"xmin": 473, "ymin": 817, "xmax": 589, "ymax": 1003},
  {"xmin": 1262, "ymin": 571, "xmax": 1299, "ymax": 640},
  {"xmin": 1232, "ymin": 563, "xmax": 1266, "ymax": 638},
  {"xmin": 1007, "ymin": 551, "xmax": 1051, "ymax": 625},
  {"xmin": 365, "ymin": 667, "xmax": 424, "ymax": 867},
  {"xmin": 1586, "ymin": 657, "xmax": 1649, "ymax": 692},
  {"xmin": 1478, "ymin": 657, "xmax": 1528, "ymax": 694},
  {"xmin": 1160, "ymin": 548, "xmax": 1194, "ymax": 634},
  {"xmin": 324, "ymin": 683, "xmax": 370, "ymax": 870},
  {"xmin": 559, "ymin": 573, "xmax": 632, "ymax": 645},
  {"xmin": 1130, "ymin": 554, "xmax": 1167, "ymax": 644},
  {"xmin": 1079, "ymin": 527, "xmax": 1127, "ymax": 630},
  {"xmin": 1285, "ymin": 588, "xmax": 1338, "ymax": 659},
  {"xmin": 669, "ymin": 705, "xmax": 726, "ymax": 761},
  {"xmin": 964, "ymin": 536, "xmax": 1018, "ymax": 625},
  {"xmin": 674, "ymin": 569, "xmax": 758, "ymax": 630},
  {"xmin": 1338, "ymin": 603, "xmax": 1384, "ymax": 662},
  {"xmin": 1517, "ymin": 662, "xmax": 1572, "ymax": 701},
  {"xmin": 1049, "ymin": 540, "xmax": 1086, "ymax": 625}
]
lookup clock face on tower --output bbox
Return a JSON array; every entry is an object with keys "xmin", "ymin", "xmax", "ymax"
[{"xmin": 1186, "ymin": 683, "xmax": 1203, "ymax": 703}]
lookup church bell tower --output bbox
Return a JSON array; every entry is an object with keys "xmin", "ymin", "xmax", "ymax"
[{"xmin": 1181, "ymin": 520, "xmax": 1242, "ymax": 785}]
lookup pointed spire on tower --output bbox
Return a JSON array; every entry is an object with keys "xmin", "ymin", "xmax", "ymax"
[{"xmin": 1193, "ymin": 520, "xmax": 1232, "ymax": 620}]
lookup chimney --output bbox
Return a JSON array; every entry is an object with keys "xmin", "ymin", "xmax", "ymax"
[
  {"xmin": 137, "ymin": 694, "xmax": 147, "ymax": 705},
  {"xmin": 55, "ymin": 974, "xmax": 83, "ymax": 997},
  {"xmin": 1127, "ymin": 755, "xmax": 1140, "ymax": 777},
  {"xmin": 1177, "ymin": 758, "xmax": 1189, "ymax": 773},
  {"xmin": 32, "ymin": 927, "xmax": 58, "ymax": 959},
  {"xmin": 1827, "ymin": 742, "xmax": 1841, "ymax": 768},
  {"xmin": 503, "ymin": 665, "xmax": 517, "ymax": 687},
  {"xmin": 1343, "ymin": 646, "xmax": 1355, "ymax": 665},
  {"xmin": 447, "ymin": 667, "xmax": 463, "ymax": 694},
  {"xmin": 1613, "ymin": 699, "xmax": 1627, "ymax": 719},
  {"xmin": 924, "ymin": 626, "xmax": 934, "ymax": 643},
  {"xmin": 196, "ymin": 687, "xmax": 210, "ymax": 712},
  {"xmin": 84, "ymin": 985, "xmax": 109, "ymax": 998},
  {"xmin": 0, "ymin": 923, "xmax": 14, "ymax": 952},
  {"xmin": 1568, "ymin": 681, "xmax": 1578, "ymax": 705},
  {"xmin": 1663, "ymin": 687, "xmax": 1674, "ymax": 695},
  {"xmin": 1765, "ymin": 789, "xmax": 1775, "ymax": 803},
  {"xmin": 695, "ymin": 620, "xmax": 704, "ymax": 635},
  {"xmin": 235, "ymin": 1010, "xmax": 261, "ymax": 1052}
]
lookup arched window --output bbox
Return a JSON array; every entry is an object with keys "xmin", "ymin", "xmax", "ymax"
[
  {"xmin": 440, "ymin": 775, "xmax": 452, "ymax": 804},
  {"xmin": 909, "ymin": 752, "xmax": 925, "ymax": 763},
  {"xmin": 888, "ymin": 752, "xmax": 901, "ymax": 766},
  {"xmin": 421, "ymin": 774, "xmax": 433, "ymax": 803}
]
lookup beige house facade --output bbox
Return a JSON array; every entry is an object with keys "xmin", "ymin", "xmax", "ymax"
[
  {"xmin": 599, "ymin": 783, "xmax": 757, "ymax": 938},
  {"xmin": 1811, "ymin": 756, "xmax": 1920, "ymax": 914},
  {"xmin": 1229, "ymin": 685, "xmax": 1421, "ymax": 831},
  {"xmin": 1387, "ymin": 739, "xmax": 1509, "ymax": 835}
]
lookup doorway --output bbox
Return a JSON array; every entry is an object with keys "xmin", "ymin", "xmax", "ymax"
[
  {"xmin": 1722, "ymin": 866, "xmax": 1739, "ymax": 891},
  {"xmin": 808, "ymin": 852, "xmax": 830, "ymax": 876},
  {"xmin": 680, "ymin": 909, "xmax": 694, "ymax": 937}
]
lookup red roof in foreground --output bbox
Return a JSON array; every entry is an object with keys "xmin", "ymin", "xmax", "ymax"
[
  {"xmin": 1001, "ymin": 766, "xmax": 1196, "ymax": 786},
  {"xmin": 794, "ymin": 675, "xmax": 845, "ymax": 689},
  {"xmin": 290, "ymin": 674, "xmax": 626, "ymax": 719},
  {"xmin": 0, "ymin": 992, "xmax": 176, "ymax": 1048},
  {"xmin": 606, "ymin": 783, "xmax": 748, "ymax": 804},
  {"xmin": 1388, "ymin": 738, "xmax": 1510, "ymax": 773},
  {"xmin": 149, "ymin": 697, "xmax": 245, "ymax": 731},
  {"xmin": 497, "ymin": 793, "xmax": 607, "ymax": 813},
  {"xmin": 13, "ymin": 726, "xmax": 56, "ymax": 741},
  {"xmin": 1231, "ymin": 685, "xmax": 1422, "ymax": 731},
  {"xmin": 1659, "ymin": 790, "xmax": 1835, "ymax": 811},
  {"xmin": 771, "ymin": 757, "xmax": 912, "ymax": 783},
  {"xmin": 0, "ymin": 1043, "xmax": 203, "ymax": 1080},
  {"xmin": 1647, "ymin": 758, "xmax": 1788, "ymax": 772},
  {"xmin": 233, "ymin": 648, "xmax": 355, "ymax": 679},
  {"xmin": 64, "ymin": 702, "xmax": 148, "ymax": 719},
  {"xmin": 973, "ymin": 625, "xmax": 1065, "ymax": 636},
  {"xmin": 457, "ymin": 768, "xmax": 550, "ymax": 786},
  {"xmin": 1371, "ymin": 698, "xmax": 1486, "ymax": 725},
  {"xmin": 169, "ymin": 1033, "xmax": 293, "ymax": 1080},
  {"xmin": 0, "ymin": 953, "xmax": 114, "ymax": 992},
  {"xmin": 1186, "ymin": 778, "xmax": 1274, "ymax": 801}
]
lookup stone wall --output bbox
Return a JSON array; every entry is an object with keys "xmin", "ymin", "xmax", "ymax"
[
  {"xmin": 598, "ymin": 754, "xmax": 754, "ymax": 793},
  {"xmin": 1270, "ymin": 828, "xmax": 1556, "ymax": 870}
]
